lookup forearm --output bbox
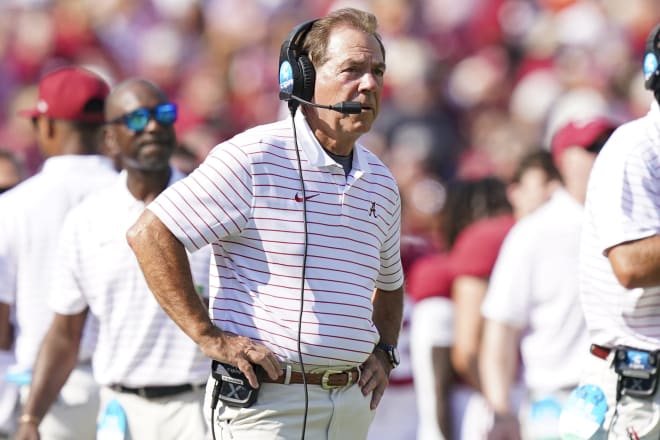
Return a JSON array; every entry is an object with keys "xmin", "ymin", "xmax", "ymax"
[
  {"xmin": 451, "ymin": 276, "xmax": 488, "ymax": 389},
  {"xmin": 0, "ymin": 302, "xmax": 12, "ymax": 350},
  {"xmin": 607, "ymin": 234, "xmax": 660, "ymax": 288},
  {"xmin": 361, "ymin": 285, "xmax": 404, "ymax": 409},
  {"xmin": 372, "ymin": 285, "xmax": 404, "ymax": 346},
  {"xmin": 21, "ymin": 313, "xmax": 84, "ymax": 422},
  {"xmin": 479, "ymin": 320, "xmax": 519, "ymax": 415},
  {"xmin": 127, "ymin": 210, "xmax": 220, "ymax": 347},
  {"xmin": 432, "ymin": 346, "xmax": 454, "ymax": 440}
]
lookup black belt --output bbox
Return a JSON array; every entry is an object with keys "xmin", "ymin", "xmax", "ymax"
[{"xmin": 109, "ymin": 383, "xmax": 205, "ymax": 399}]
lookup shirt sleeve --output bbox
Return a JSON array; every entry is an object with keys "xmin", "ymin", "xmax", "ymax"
[
  {"xmin": 481, "ymin": 222, "xmax": 534, "ymax": 328},
  {"xmin": 148, "ymin": 141, "xmax": 254, "ymax": 252},
  {"xmin": 376, "ymin": 192, "xmax": 404, "ymax": 291},
  {"xmin": 450, "ymin": 215, "xmax": 515, "ymax": 279},
  {"xmin": 592, "ymin": 141, "xmax": 660, "ymax": 253},
  {"xmin": 48, "ymin": 209, "xmax": 89, "ymax": 314},
  {"xmin": 406, "ymin": 253, "xmax": 453, "ymax": 303}
]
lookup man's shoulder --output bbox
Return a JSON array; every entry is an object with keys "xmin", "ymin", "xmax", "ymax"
[
  {"xmin": 228, "ymin": 119, "xmax": 292, "ymax": 150},
  {"xmin": 0, "ymin": 170, "xmax": 58, "ymax": 210},
  {"xmin": 605, "ymin": 114, "xmax": 655, "ymax": 154},
  {"xmin": 356, "ymin": 144, "xmax": 398, "ymax": 186}
]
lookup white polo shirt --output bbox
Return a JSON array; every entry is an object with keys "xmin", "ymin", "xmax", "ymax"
[
  {"xmin": 0, "ymin": 155, "xmax": 118, "ymax": 371},
  {"xmin": 48, "ymin": 170, "xmax": 210, "ymax": 387},
  {"xmin": 580, "ymin": 102, "xmax": 660, "ymax": 350},
  {"xmin": 149, "ymin": 111, "xmax": 404, "ymax": 368},
  {"xmin": 482, "ymin": 188, "xmax": 590, "ymax": 393}
]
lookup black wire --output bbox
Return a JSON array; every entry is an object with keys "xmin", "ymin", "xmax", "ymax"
[
  {"xmin": 210, "ymin": 379, "xmax": 221, "ymax": 440},
  {"xmin": 290, "ymin": 104, "xmax": 309, "ymax": 440},
  {"xmin": 211, "ymin": 105, "xmax": 309, "ymax": 440}
]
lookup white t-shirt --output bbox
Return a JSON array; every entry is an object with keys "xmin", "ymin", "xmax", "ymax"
[
  {"xmin": 580, "ymin": 102, "xmax": 660, "ymax": 350},
  {"xmin": 149, "ymin": 111, "xmax": 404, "ymax": 368},
  {"xmin": 0, "ymin": 155, "xmax": 118, "ymax": 371},
  {"xmin": 482, "ymin": 188, "xmax": 590, "ymax": 393},
  {"xmin": 49, "ymin": 170, "xmax": 210, "ymax": 387}
]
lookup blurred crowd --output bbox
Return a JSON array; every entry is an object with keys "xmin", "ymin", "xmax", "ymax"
[
  {"xmin": 0, "ymin": 0, "xmax": 659, "ymax": 438},
  {"xmin": 0, "ymin": 0, "xmax": 656, "ymax": 186}
]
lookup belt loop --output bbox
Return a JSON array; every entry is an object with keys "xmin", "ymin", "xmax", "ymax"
[{"xmin": 284, "ymin": 364, "xmax": 292, "ymax": 385}]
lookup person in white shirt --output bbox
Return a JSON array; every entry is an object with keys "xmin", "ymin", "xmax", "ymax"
[
  {"xmin": 479, "ymin": 116, "xmax": 615, "ymax": 440},
  {"xmin": 127, "ymin": 8, "xmax": 404, "ymax": 440},
  {"xmin": 0, "ymin": 148, "xmax": 25, "ymax": 437},
  {"xmin": 0, "ymin": 66, "xmax": 118, "ymax": 439},
  {"xmin": 567, "ymin": 24, "xmax": 660, "ymax": 439},
  {"xmin": 14, "ymin": 78, "xmax": 212, "ymax": 440}
]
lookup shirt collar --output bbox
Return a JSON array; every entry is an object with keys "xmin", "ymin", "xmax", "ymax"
[
  {"xmin": 294, "ymin": 110, "xmax": 373, "ymax": 176},
  {"xmin": 115, "ymin": 167, "xmax": 185, "ymax": 208}
]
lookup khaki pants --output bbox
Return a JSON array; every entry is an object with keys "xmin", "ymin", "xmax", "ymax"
[
  {"xmin": 99, "ymin": 384, "xmax": 207, "ymax": 440},
  {"xmin": 205, "ymin": 373, "xmax": 375, "ymax": 440},
  {"xmin": 576, "ymin": 353, "xmax": 660, "ymax": 439}
]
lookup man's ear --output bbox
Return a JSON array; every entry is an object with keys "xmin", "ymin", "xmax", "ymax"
[
  {"xmin": 34, "ymin": 117, "xmax": 56, "ymax": 140},
  {"xmin": 102, "ymin": 126, "xmax": 119, "ymax": 156},
  {"xmin": 46, "ymin": 118, "xmax": 57, "ymax": 139}
]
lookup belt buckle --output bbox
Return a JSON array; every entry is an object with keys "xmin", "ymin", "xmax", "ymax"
[{"xmin": 321, "ymin": 369, "xmax": 344, "ymax": 390}]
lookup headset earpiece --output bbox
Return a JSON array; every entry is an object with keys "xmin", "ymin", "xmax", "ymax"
[
  {"xmin": 279, "ymin": 19, "xmax": 318, "ymax": 106},
  {"xmin": 643, "ymin": 23, "xmax": 660, "ymax": 91},
  {"xmin": 297, "ymin": 54, "xmax": 316, "ymax": 102}
]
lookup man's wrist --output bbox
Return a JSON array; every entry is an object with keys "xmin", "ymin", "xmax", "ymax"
[
  {"xmin": 374, "ymin": 342, "xmax": 400, "ymax": 369},
  {"xmin": 18, "ymin": 413, "xmax": 40, "ymax": 425},
  {"xmin": 493, "ymin": 412, "xmax": 517, "ymax": 423},
  {"xmin": 373, "ymin": 349, "xmax": 394, "ymax": 375}
]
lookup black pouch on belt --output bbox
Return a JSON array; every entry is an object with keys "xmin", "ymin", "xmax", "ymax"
[
  {"xmin": 211, "ymin": 360, "xmax": 263, "ymax": 408},
  {"xmin": 613, "ymin": 347, "xmax": 659, "ymax": 399}
]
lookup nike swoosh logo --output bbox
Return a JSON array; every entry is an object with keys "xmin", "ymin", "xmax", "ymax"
[{"xmin": 294, "ymin": 192, "xmax": 319, "ymax": 202}]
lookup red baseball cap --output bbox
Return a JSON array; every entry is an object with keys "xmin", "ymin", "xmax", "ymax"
[
  {"xmin": 19, "ymin": 66, "xmax": 110, "ymax": 123},
  {"xmin": 550, "ymin": 116, "xmax": 616, "ymax": 165}
]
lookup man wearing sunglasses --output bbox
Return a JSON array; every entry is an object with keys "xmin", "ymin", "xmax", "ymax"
[
  {"xmin": 15, "ymin": 79, "xmax": 211, "ymax": 440},
  {"xmin": 0, "ymin": 66, "xmax": 118, "ymax": 439}
]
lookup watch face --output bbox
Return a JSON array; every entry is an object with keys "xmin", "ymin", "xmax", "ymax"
[{"xmin": 391, "ymin": 347, "xmax": 400, "ymax": 367}]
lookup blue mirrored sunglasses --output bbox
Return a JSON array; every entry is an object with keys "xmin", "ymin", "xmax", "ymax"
[{"xmin": 110, "ymin": 103, "xmax": 178, "ymax": 131}]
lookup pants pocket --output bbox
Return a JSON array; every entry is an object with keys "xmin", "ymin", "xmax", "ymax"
[{"xmin": 613, "ymin": 396, "xmax": 660, "ymax": 438}]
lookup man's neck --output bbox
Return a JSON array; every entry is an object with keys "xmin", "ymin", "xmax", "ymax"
[{"xmin": 125, "ymin": 167, "xmax": 172, "ymax": 204}]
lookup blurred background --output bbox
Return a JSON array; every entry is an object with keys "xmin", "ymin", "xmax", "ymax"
[{"xmin": 0, "ymin": 0, "xmax": 657, "ymax": 244}]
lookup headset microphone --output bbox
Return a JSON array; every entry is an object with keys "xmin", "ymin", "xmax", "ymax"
[{"xmin": 288, "ymin": 95, "xmax": 363, "ymax": 114}]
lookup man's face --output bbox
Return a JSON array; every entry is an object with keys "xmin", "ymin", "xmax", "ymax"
[
  {"xmin": 308, "ymin": 26, "xmax": 385, "ymax": 149},
  {"xmin": 508, "ymin": 167, "xmax": 557, "ymax": 218},
  {"xmin": 108, "ymin": 85, "xmax": 176, "ymax": 172}
]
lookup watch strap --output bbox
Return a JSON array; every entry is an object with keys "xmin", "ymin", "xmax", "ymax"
[{"xmin": 375, "ymin": 342, "xmax": 399, "ymax": 368}]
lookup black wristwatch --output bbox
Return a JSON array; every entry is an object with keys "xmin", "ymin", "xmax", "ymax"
[{"xmin": 375, "ymin": 342, "xmax": 400, "ymax": 369}]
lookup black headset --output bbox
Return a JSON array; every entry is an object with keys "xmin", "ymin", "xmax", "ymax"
[
  {"xmin": 278, "ymin": 19, "xmax": 319, "ymax": 109},
  {"xmin": 643, "ymin": 23, "xmax": 660, "ymax": 92}
]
